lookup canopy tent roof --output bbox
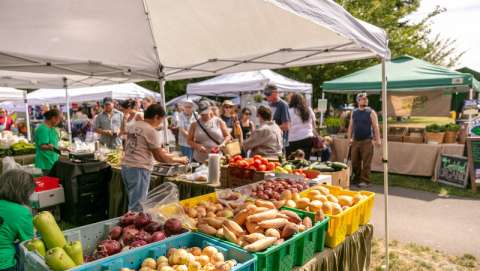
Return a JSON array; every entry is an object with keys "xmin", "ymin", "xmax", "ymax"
[
  {"xmin": 187, "ymin": 69, "xmax": 312, "ymax": 96},
  {"xmin": 0, "ymin": 0, "xmax": 389, "ymax": 82},
  {"xmin": 0, "ymin": 87, "xmax": 25, "ymax": 102},
  {"xmin": 323, "ymin": 55, "xmax": 480, "ymax": 93},
  {"xmin": 25, "ymin": 83, "xmax": 160, "ymax": 105},
  {"xmin": 0, "ymin": 70, "xmax": 131, "ymax": 89}
]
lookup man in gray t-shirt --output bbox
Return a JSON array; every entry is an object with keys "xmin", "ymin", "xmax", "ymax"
[{"xmin": 95, "ymin": 97, "xmax": 124, "ymax": 148}]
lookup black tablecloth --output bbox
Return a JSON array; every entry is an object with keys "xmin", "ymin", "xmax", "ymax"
[
  {"xmin": 294, "ymin": 224, "xmax": 373, "ymax": 271},
  {"xmin": 50, "ymin": 158, "xmax": 111, "ymax": 181}
]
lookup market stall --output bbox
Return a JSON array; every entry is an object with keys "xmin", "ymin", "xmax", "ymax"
[{"xmin": 331, "ymin": 136, "xmax": 464, "ymax": 177}]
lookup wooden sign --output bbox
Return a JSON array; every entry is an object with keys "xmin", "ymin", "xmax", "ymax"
[
  {"xmin": 436, "ymin": 154, "xmax": 468, "ymax": 188},
  {"xmin": 466, "ymin": 137, "xmax": 480, "ymax": 192}
]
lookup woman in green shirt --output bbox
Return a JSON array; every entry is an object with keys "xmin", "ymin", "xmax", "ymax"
[
  {"xmin": 35, "ymin": 109, "xmax": 62, "ymax": 175},
  {"xmin": 0, "ymin": 170, "xmax": 35, "ymax": 271}
]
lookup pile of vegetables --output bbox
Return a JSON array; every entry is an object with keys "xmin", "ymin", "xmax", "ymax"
[
  {"xmin": 286, "ymin": 185, "xmax": 368, "ymax": 215},
  {"xmin": 105, "ymin": 150, "xmax": 122, "ymax": 167},
  {"xmin": 121, "ymin": 246, "xmax": 237, "ymax": 271},
  {"xmin": 185, "ymin": 198, "xmax": 325, "ymax": 253},
  {"xmin": 10, "ymin": 140, "xmax": 35, "ymax": 155},
  {"xmin": 26, "ymin": 211, "xmax": 84, "ymax": 271},
  {"xmin": 87, "ymin": 212, "xmax": 186, "ymax": 261},
  {"xmin": 227, "ymin": 154, "xmax": 278, "ymax": 172},
  {"xmin": 248, "ymin": 178, "xmax": 309, "ymax": 201},
  {"xmin": 276, "ymin": 160, "xmax": 348, "ymax": 175}
]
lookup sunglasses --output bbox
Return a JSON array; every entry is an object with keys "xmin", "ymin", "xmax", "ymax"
[{"xmin": 224, "ymin": 105, "xmax": 233, "ymax": 108}]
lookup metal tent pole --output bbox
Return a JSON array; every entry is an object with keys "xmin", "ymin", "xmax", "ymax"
[
  {"xmin": 63, "ymin": 77, "xmax": 72, "ymax": 143},
  {"xmin": 159, "ymin": 79, "xmax": 168, "ymax": 146},
  {"xmin": 320, "ymin": 92, "xmax": 325, "ymax": 127},
  {"xmin": 381, "ymin": 59, "xmax": 389, "ymax": 270},
  {"xmin": 23, "ymin": 90, "xmax": 31, "ymax": 141}
]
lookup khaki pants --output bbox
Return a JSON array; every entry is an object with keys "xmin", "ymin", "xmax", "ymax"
[{"xmin": 351, "ymin": 139, "xmax": 374, "ymax": 183}]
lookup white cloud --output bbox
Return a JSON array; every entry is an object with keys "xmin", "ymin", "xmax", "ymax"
[{"xmin": 408, "ymin": 0, "xmax": 480, "ymax": 71}]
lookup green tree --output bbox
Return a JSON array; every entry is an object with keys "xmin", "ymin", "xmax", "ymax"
[{"xmin": 138, "ymin": 0, "xmax": 463, "ymax": 109}]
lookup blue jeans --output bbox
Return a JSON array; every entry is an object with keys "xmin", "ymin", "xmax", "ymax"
[
  {"xmin": 180, "ymin": 146, "xmax": 193, "ymax": 160},
  {"xmin": 121, "ymin": 166, "xmax": 151, "ymax": 212}
]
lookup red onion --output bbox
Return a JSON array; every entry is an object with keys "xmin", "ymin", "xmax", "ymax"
[
  {"xmin": 134, "ymin": 212, "xmax": 152, "ymax": 229},
  {"xmin": 150, "ymin": 231, "xmax": 166, "ymax": 243},
  {"xmin": 97, "ymin": 239, "xmax": 122, "ymax": 256},
  {"xmin": 120, "ymin": 211, "xmax": 138, "ymax": 226},
  {"xmin": 144, "ymin": 222, "xmax": 163, "ymax": 233},
  {"xmin": 164, "ymin": 218, "xmax": 183, "ymax": 236},
  {"xmin": 130, "ymin": 240, "xmax": 148, "ymax": 248},
  {"xmin": 108, "ymin": 226, "xmax": 123, "ymax": 240}
]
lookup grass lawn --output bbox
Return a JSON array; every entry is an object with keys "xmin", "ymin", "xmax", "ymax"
[
  {"xmin": 370, "ymin": 172, "xmax": 480, "ymax": 199},
  {"xmin": 371, "ymin": 239, "xmax": 478, "ymax": 271}
]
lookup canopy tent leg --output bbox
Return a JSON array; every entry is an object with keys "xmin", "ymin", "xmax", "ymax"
[
  {"xmin": 381, "ymin": 59, "xmax": 389, "ymax": 271},
  {"xmin": 23, "ymin": 90, "xmax": 31, "ymax": 141},
  {"xmin": 159, "ymin": 78, "xmax": 168, "ymax": 146},
  {"xmin": 63, "ymin": 77, "xmax": 72, "ymax": 143},
  {"xmin": 320, "ymin": 91, "xmax": 325, "ymax": 127}
]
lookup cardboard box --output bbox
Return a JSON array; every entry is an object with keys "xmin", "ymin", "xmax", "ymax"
[
  {"xmin": 220, "ymin": 166, "xmax": 268, "ymax": 188},
  {"xmin": 319, "ymin": 168, "xmax": 350, "ymax": 189}
]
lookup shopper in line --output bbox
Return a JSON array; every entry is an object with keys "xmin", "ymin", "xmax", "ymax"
[
  {"xmin": 0, "ymin": 170, "xmax": 35, "ymax": 271},
  {"xmin": 121, "ymin": 104, "xmax": 188, "ymax": 212},
  {"xmin": 264, "ymin": 84, "xmax": 290, "ymax": 150},
  {"xmin": 240, "ymin": 108, "xmax": 255, "ymax": 140},
  {"xmin": 188, "ymin": 101, "xmax": 231, "ymax": 163},
  {"xmin": 243, "ymin": 106, "xmax": 283, "ymax": 157},
  {"xmin": 35, "ymin": 109, "xmax": 63, "ymax": 175},
  {"xmin": 95, "ymin": 97, "xmax": 124, "ymax": 149},
  {"xmin": 220, "ymin": 100, "xmax": 242, "ymax": 140},
  {"xmin": 348, "ymin": 93, "xmax": 381, "ymax": 188},
  {"xmin": 287, "ymin": 93, "xmax": 317, "ymax": 160},
  {"xmin": 177, "ymin": 100, "xmax": 196, "ymax": 160}
]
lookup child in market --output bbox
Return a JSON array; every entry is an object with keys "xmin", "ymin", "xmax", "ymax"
[
  {"xmin": 321, "ymin": 136, "xmax": 333, "ymax": 162},
  {"xmin": 0, "ymin": 170, "xmax": 35, "ymax": 271}
]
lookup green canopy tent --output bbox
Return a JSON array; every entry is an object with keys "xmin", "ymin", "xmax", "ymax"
[{"xmin": 323, "ymin": 55, "xmax": 480, "ymax": 94}]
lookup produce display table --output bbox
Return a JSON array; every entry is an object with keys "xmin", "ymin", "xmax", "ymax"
[
  {"xmin": 157, "ymin": 175, "xmax": 219, "ymax": 200},
  {"xmin": 294, "ymin": 224, "xmax": 373, "ymax": 271},
  {"xmin": 332, "ymin": 137, "xmax": 464, "ymax": 177},
  {"xmin": 0, "ymin": 153, "xmax": 35, "ymax": 174}
]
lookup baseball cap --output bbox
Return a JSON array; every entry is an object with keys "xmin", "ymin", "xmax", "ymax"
[
  {"xmin": 264, "ymin": 84, "xmax": 278, "ymax": 97},
  {"xmin": 198, "ymin": 101, "xmax": 211, "ymax": 115},
  {"xmin": 103, "ymin": 97, "xmax": 113, "ymax": 105},
  {"xmin": 356, "ymin": 92, "xmax": 368, "ymax": 102}
]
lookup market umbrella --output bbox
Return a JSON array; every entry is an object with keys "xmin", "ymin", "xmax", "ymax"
[{"xmin": 0, "ymin": 0, "xmax": 391, "ymax": 267}]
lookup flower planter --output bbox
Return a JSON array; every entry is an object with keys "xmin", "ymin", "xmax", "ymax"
[
  {"xmin": 443, "ymin": 131, "xmax": 458, "ymax": 144},
  {"xmin": 425, "ymin": 132, "xmax": 445, "ymax": 144}
]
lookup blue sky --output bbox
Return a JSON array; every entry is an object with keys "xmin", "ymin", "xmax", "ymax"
[{"xmin": 408, "ymin": 0, "xmax": 480, "ymax": 71}]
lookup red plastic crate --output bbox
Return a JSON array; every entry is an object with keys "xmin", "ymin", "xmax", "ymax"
[{"xmin": 34, "ymin": 176, "xmax": 60, "ymax": 192}]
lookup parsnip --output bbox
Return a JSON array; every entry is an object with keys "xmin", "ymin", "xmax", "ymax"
[{"xmin": 244, "ymin": 237, "xmax": 277, "ymax": 252}]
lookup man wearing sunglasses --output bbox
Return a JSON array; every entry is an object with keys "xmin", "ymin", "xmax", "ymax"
[{"xmin": 264, "ymin": 84, "xmax": 290, "ymax": 151}]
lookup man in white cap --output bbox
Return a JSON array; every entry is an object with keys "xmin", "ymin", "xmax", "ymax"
[
  {"xmin": 177, "ymin": 99, "xmax": 196, "ymax": 160},
  {"xmin": 347, "ymin": 93, "xmax": 380, "ymax": 188}
]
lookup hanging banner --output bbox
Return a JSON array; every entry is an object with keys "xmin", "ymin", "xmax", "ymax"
[{"xmin": 387, "ymin": 91, "xmax": 451, "ymax": 117}]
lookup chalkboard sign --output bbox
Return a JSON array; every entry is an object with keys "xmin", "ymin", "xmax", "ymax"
[
  {"xmin": 436, "ymin": 155, "xmax": 468, "ymax": 188},
  {"xmin": 466, "ymin": 138, "xmax": 480, "ymax": 192}
]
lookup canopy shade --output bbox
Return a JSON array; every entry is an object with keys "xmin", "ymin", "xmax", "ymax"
[
  {"xmin": 0, "ymin": 70, "xmax": 131, "ymax": 89},
  {"xmin": 323, "ymin": 55, "xmax": 480, "ymax": 93},
  {"xmin": 0, "ymin": 0, "xmax": 389, "ymax": 81},
  {"xmin": 25, "ymin": 83, "xmax": 160, "ymax": 105},
  {"xmin": 0, "ymin": 87, "xmax": 25, "ymax": 102},
  {"xmin": 187, "ymin": 69, "xmax": 312, "ymax": 96}
]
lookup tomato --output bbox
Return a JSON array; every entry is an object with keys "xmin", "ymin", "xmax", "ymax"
[
  {"xmin": 253, "ymin": 155, "xmax": 262, "ymax": 160},
  {"xmin": 233, "ymin": 155, "xmax": 243, "ymax": 162},
  {"xmin": 238, "ymin": 160, "xmax": 248, "ymax": 168},
  {"xmin": 257, "ymin": 164, "xmax": 267, "ymax": 172},
  {"xmin": 260, "ymin": 158, "xmax": 268, "ymax": 165},
  {"xmin": 254, "ymin": 159, "xmax": 262, "ymax": 167},
  {"xmin": 248, "ymin": 165, "xmax": 257, "ymax": 170},
  {"xmin": 266, "ymin": 162, "xmax": 275, "ymax": 171}
]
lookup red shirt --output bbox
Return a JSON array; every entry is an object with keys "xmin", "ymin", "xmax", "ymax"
[{"xmin": 0, "ymin": 116, "xmax": 13, "ymax": 130}]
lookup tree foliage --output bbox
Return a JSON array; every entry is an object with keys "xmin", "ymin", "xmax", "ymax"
[{"xmin": 139, "ymin": 0, "xmax": 464, "ymax": 109}]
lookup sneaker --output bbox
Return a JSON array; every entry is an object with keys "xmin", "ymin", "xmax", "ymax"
[{"xmin": 357, "ymin": 182, "xmax": 371, "ymax": 188}]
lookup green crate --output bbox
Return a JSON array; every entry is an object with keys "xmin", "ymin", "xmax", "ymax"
[
  {"xmin": 197, "ymin": 209, "xmax": 329, "ymax": 271},
  {"xmin": 282, "ymin": 207, "xmax": 329, "ymax": 254}
]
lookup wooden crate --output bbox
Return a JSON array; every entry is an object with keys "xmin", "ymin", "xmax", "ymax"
[
  {"xmin": 319, "ymin": 168, "xmax": 350, "ymax": 189},
  {"xmin": 404, "ymin": 127, "xmax": 425, "ymax": 144},
  {"xmin": 388, "ymin": 127, "xmax": 407, "ymax": 142},
  {"xmin": 220, "ymin": 166, "xmax": 268, "ymax": 188}
]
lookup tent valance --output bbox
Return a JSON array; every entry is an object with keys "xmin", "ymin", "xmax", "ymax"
[
  {"xmin": 187, "ymin": 69, "xmax": 312, "ymax": 96},
  {"xmin": 323, "ymin": 55, "xmax": 479, "ymax": 93}
]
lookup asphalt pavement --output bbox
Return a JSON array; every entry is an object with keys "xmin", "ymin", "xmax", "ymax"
[{"xmin": 365, "ymin": 184, "xmax": 480, "ymax": 258}]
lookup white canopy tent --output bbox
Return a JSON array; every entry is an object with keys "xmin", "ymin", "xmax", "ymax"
[
  {"xmin": 0, "ymin": 87, "xmax": 29, "ymax": 137},
  {"xmin": 186, "ymin": 69, "xmax": 313, "ymax": 106},
  {"xmin": 0, "ymin": 0, "xmax": 392, "ymax": 267},
  {"xmin": 25, "ymin": 83, "xmax": 161, "ymax": 105}
]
